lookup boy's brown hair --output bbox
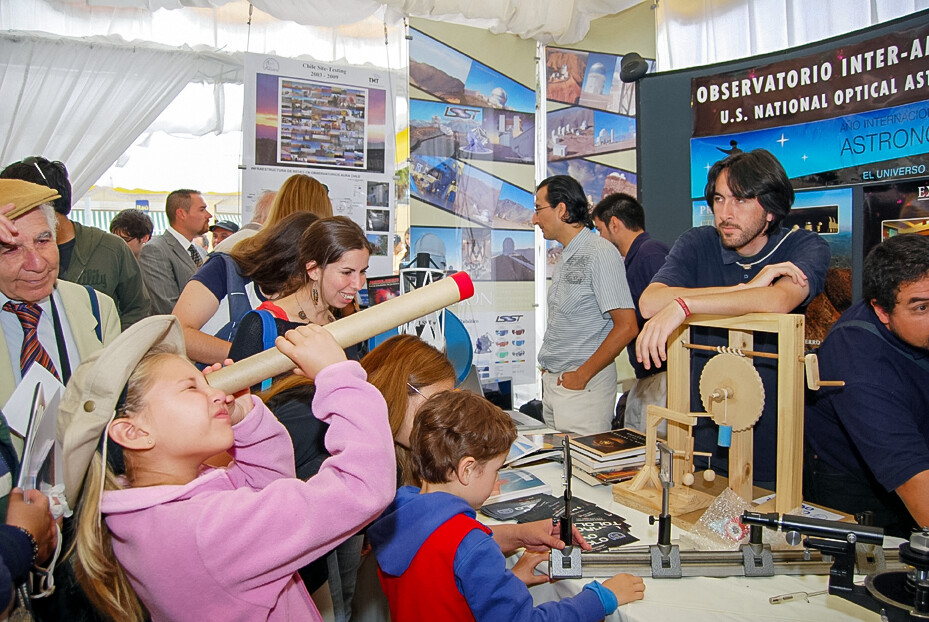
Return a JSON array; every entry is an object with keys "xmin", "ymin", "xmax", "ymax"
[{"xmin": 410, "ymin": 390, "xmax": 517, "ymax": 484}]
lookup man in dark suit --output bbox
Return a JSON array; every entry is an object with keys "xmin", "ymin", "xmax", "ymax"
[{"xmin": 139, "ymin": 189, "xmax": 211, "ymax": 314}]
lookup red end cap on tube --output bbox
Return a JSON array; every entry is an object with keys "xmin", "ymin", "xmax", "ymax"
[{"xmin": 449, "ymin": 271, "xmax": 474, "ymax": 301}]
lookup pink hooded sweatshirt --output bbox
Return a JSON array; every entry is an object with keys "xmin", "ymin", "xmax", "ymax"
[{"xmin": 100, "ymin": 361, "xmax": 396, "ymax": 621}]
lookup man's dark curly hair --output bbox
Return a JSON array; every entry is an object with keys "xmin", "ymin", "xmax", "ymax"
[
  {"xmin": 537, "ymin": 175, "xmax": 592, "ymax": 228},
  {"xmin": 863, "ymin": 233, "xmax": 929, "ymax": 312},
  {"xmin": 704, "ymin": 149, "xmax": 793, "ymax": 235}
]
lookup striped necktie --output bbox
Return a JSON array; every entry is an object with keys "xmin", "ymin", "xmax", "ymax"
[
  {"xmin": 3, "ymin": 302, "xmax": 60, "ymax": 380},
  {"xmin": 188, "ymin": 244, "xmax": 203, "ymax": 268}
]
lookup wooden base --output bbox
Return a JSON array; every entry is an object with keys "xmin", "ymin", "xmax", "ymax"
[
  {"xmin": 612, "ymin": 480, "xmax": 715, "ymax": 524},
  {"xmin": 614, "ymin": 471, "xmax": 850, "ymax": 533},
  {"xmin": 614, "ymin": 471, "xmax": 782, "ymax": 532}
]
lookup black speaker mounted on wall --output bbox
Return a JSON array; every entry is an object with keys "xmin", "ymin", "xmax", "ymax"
[{"xmin": 620, "ymin": 52, "xmax": 649, "ymax": 83}]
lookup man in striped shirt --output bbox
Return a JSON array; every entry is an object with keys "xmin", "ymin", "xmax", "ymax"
[{"xmin": 534, "ymin": 175, "xmax": 637, "ymax": 434}]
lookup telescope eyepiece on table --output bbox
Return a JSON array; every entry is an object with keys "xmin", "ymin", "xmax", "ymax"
[{"xmin": 741, "ymin": 511, "xmax": 884, "ymax": 546}]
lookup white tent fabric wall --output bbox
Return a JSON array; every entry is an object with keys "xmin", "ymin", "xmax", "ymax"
[
  {"xmin": 5, "ymin": 0, "xmax": 925, "ymax": 196},
  {"xmin": 101, "ymin": 120, "xmax": 245, "ymax": 192},
  {"xmin": 0, "ymin": 1, "xmax": 408, "ymax": 195},
  {"xmin": 655, "ymin": 0, "xmax": 929, "ymax": 71},
  {"xmin": 1, "ymin": 1, "xmax": 407, "ymax": 68},
  {"xmin": 381, "ymin": 0, "xmax": 642, "ymax": 44},
  {"xmin": 0, "ymin": 31, "xmax": 216, "ymax": 201}
]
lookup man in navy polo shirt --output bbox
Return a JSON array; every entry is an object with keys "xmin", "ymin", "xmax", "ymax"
[
  {"xmin": 805, "ymin": 234, "xmax": 929, "ymax": 536},
  {"xmin": 592, "ymin": 193, "xmax": 669, "ymax": 432},
  {"xmin": 635, "ymin": 149, "xmax": 829, "ymax": 486}
]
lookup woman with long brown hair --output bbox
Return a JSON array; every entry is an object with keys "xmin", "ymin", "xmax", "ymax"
[
  {"xmin": 228, "ymin": 215, "xmax": 370, "ymax": 367},
  {"xmin": 256, "ymin": 334, "xmax": 455, "ymax": 488},
  {"xmin": 173, "ymin": 211, "xmax": 319, "ymax": 365},
  {"xmin": 360, "ymin": 335, "xmax": 457, "ymax": 484},
  {"xmin": 222, "ymin": 215, "xmax": 368, "ymax": 622}
]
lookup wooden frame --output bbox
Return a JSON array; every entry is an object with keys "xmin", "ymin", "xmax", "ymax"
[{"xmin": 615, "ymin": 312, "xmax": 805, "ymax": 517}]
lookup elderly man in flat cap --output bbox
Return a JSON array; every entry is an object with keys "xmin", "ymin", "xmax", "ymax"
[
  {"xmin": 0, "ymin": 180, "xmax": 120, "ymax": 502},
  {"xmin": 0, "ymin": 180, "xmax": 121, "ymax": 620},
  {"xmin": 1, "ymin": 157, "xmax": 151, "ymax": 330}
]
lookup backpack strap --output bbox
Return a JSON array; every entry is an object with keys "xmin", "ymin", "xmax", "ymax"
[
  {"xmin": 83, "ymin": 285, "xmax": 102, "ymax": 342},
  {"xmin": 252, "ymin": 309, "xmax": 277, "ymax": 391},
  {"xmin": 214, "ymin": 253, "xmax": 252, "ymax": 343}
]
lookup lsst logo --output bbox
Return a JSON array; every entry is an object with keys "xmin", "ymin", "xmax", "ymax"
[
  {"xmin": 496, "ymin": 315, "xmax": 523, "ymax": 323},
  {"xmin": 445, "ymin": 106, "xmax": 478, "ymax": 120}
]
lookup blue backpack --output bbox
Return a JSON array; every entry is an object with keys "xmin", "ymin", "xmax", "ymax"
[{"xmin": 212, "ymin": 253, "xmax": 253, "ymax": 343}]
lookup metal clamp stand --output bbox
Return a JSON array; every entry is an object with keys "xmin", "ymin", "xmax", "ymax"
[
  {"xmin": 741, "ymin": 524, "xmax": 775, "ymax": 576},
  {"xmin": 648, "ymin": 443, "xmax": 682, "ymax": 578},
  {"xmin": 581, "ymin": 510, "xmax": 900, "ymax": 582},
  {"xmin": 550, "ymin": 435, "xmax": 582, "ymax": 579},
  {"xmin": 742, "ymin": 511, "xmax": 884, "ymax": 614},
  {"xmin": 398, "ymin": 263, "xmax": 447, "ymax": 351}
]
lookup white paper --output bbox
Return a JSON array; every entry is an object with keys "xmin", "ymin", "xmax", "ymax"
[
  {"xmin": 505, "ymin": 434, "xmax": 543, "ymax": 464},
  {"xmin": 19, "ymin": 387, "xmax": 62, "ymax": 491},
  {"xmin": 2, "ymin": 364, "xmax": 64, "ymax": 437},
  {"xmin": 752, "ymin": 493, "xmax": 844, "ymax": 521}
]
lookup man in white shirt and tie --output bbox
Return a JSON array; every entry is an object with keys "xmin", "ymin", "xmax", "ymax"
[{"xmin": 139, "ymin": 189, "xmax": 212, "ymax": 314}]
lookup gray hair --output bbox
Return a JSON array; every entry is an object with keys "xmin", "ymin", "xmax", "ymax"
[{"xmin": 38, "ymin": 204, "xmax": 58, "ymax": 240}]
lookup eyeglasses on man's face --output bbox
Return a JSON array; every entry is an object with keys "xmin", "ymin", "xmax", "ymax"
[{"xmin": 114, "ymin": 231, "xmax": 147, "ymax": 247}]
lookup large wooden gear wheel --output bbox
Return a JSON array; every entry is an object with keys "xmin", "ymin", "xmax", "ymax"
[{"xmin": 698, "ymin": 354, "xmax": 765, "ymax": 431}]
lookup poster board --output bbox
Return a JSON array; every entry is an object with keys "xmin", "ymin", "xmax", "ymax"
[{"xmin": 242, "ymin": 53, "xmax": 397, "ymax": 278}]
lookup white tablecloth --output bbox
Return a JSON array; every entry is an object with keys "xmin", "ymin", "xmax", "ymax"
[{"xmin": 515, "ymin": 462, "xmax": 882, "ymax": 622}]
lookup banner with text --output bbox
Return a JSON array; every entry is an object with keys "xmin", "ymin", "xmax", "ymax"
[{"xmin": 693, "ymin": 22, "xmax": 929, "ymax": 137}]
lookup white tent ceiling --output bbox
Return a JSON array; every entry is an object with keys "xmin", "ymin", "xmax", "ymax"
[{"xmin": 62, "ymin": 0, "xmax": 647, "ymax": 45}]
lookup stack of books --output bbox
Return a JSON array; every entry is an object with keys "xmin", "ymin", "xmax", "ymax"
[{"xmin": 568, "ymin": 428, "xmax": 649, "ymax": 486}]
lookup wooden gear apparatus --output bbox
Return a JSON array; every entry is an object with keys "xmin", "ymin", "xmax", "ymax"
[{"xmin": 615, "ymin": 313, "xmax": 806, "ymax": 517}]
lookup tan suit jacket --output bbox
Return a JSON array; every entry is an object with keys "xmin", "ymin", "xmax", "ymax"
[{"xmin": 0, "ymin": 280, "xmax": 120, "ymax": 405}]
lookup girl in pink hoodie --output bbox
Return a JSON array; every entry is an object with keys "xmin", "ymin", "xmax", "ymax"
[{"xmin": 68, "ymin": 320, "xmax": 396, "ymax": 622}]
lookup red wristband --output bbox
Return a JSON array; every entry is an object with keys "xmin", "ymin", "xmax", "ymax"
[{"xmin": 675, "ymin": 297, "xmax": 691, "ymax": 318}]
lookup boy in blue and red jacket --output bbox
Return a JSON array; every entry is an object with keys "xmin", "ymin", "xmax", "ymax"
[{"xmin": 368, "ymin": 390, "xmax": 645, "ymax": 621}]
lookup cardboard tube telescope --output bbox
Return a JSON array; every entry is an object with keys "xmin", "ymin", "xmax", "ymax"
[{"xmin": 205, "ymin": 271, "xmax": 475, "ymax": 394}]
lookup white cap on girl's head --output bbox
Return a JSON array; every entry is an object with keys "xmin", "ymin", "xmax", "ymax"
[{"xmin": 57, "ymin": 315, "xmax": 186, "ymax": 504}]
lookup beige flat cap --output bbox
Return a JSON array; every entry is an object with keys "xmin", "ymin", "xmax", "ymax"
[{"xmin": 0, "ymin": 179, "xmax": 61, "ymax": 220}]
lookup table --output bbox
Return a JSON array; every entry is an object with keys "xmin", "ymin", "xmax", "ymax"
[{"xmin": 510, "ymin": 461, "xmax": 884, "ymax": 622}]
